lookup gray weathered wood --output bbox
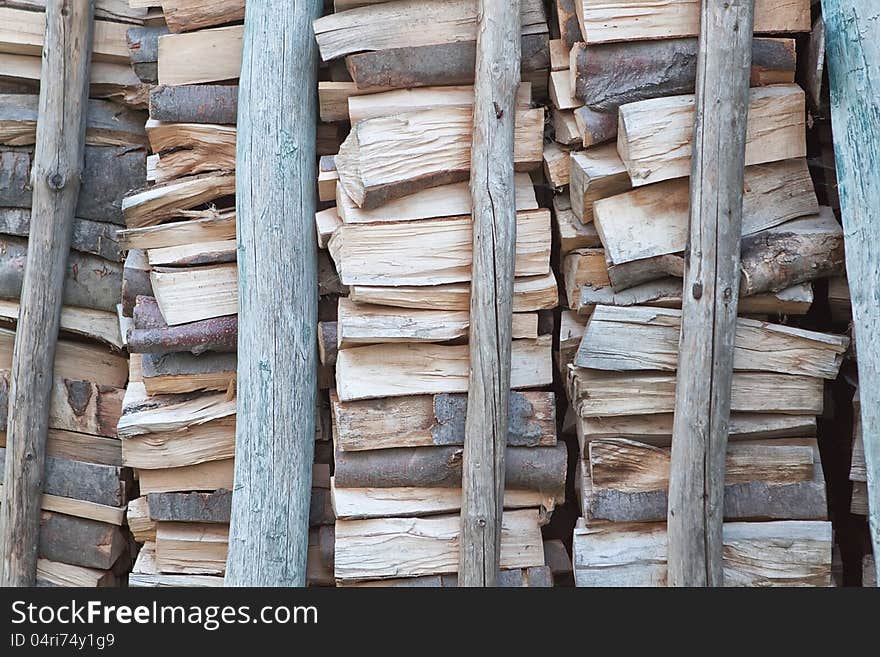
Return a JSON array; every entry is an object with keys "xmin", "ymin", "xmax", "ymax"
[
  {"xmin": 459, "ymin": 0, "xmax": 521, "ymax": 588},
  {"xmin": 0, "ymin": 208, "xmax": 119, "ymax": 262},
  {"xmin": 149, "ymin": 85, "xmax": 238, "ymax": 124},
  {"xmin": 0, "ymin": 0, "xmax": 94, "ymax": 587},
  {"xmin": 225, "ymin": 0, "xmax": 322, "ymax": 587},
  {"xmin": 121, "ymin": 250, "xmax": 152, "ymax": 316},
  {"xmin": 823, "ymin": 0, "xmax": 880, "ymax": 585},
  {"xmin": 129, "ymin": 296, "xmax": 236, "ymax": 354},
  {"xmin": 148, "ymin": 490, "xmax": 232, "ymax": 524},
  {"xmin": 125, "ymin": 26, "xmax": 169, "ymax": 84},
  {"xmin": 37, "ymin": 511, "xmax": 125, "ymax": 571},
  {"xmin": 667, "ymin": 0, "xmax": 755, "ymax": 588}
]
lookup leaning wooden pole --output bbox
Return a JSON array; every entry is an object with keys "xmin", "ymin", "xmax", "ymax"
[
  {"xmin": 0, "ymin": 0, "xmax": 95, "ymax": 587},
  {"xmin": 225, "ymin": 0, "xmax": 322, "ymax": 586},
  {"xmin": 822, "ymin": 0, "xmax": 880, "ymax": 585},
  {"xmin": 459, "ymin": 0, "xmax": 521, "ymax": 587},
  {"xmin": 666, "ymin": 0, "xmax": 755, "ymax": 587}
]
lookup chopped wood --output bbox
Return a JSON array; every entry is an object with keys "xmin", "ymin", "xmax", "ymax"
[
  {"xmin": 574, "ymin": 0, "xmax": 810, "ymax": 45},
  {"xmin": 125, "ymin": 25, "xmax": 168, "ymax": 83},
  {"xmin": 122, "ymin": 172, "xmax": 236, "ymax": 228},
  {"xmin": 549, "ymin": 39, "xmax": 569, "ymax": 71},
  {"xmin": 150, "ymin": 263, "xmax": 237, "ymax": 325},
  {"xmin": 331, "ymin": 390, "xmax": 556, "ymax": 451},
  {"xmin": 552, "ymin": 108, "xmax": 581, "ymax": 146},
  {"xmin": 568, "ymin": 144, "xmax": 630, "ymax": 223},
  {"xmin": 136, "ymin": 458, "xmax": 234, "ymax": 495},
  {"xmin": 157, "ymin": 25, "xmax": 243, "ymax": 86},
  {"xmin": 145, "ymin": 119, "xmax": 235, "ymax": 182},
  {"xmin": 543, "ymin": 142, "xmax": 570, "ymax": 189},
  {"xmin": 121, "ymin": 249, "xmax": 152, "ymax": 316},
  {"xmin": 130, "ymin": 296, "xmax": 236, "ymax": 355},
  {"xmin": 0, "ymin": 481, "xmax": 125, "ymax": 526},
  {"xmin": 148, "ymin": 490, "xmax": 232, "ymax": 523},
  {"xmin": 329, "ymin": 209, "xmax": 550, "ymax": 286},
  {"xmin": 147, "ymin": 240, "xmax": 236, "ymax": 267},
  {"xmin": 141, "ymin": 351, "xmax": 236, "ymax": 395},
  {"xmin": 563, "ymin": 248, "xmax": 609, "ymax": 310},
  {"xmin": 0, "ymin": 429, "xmax": 122, "ymax": 467},
  {"xmin": 0, "ymin": 208, "xmax": 120, "ymax": 262},
  {"xmin": 336, "ymin": 107, "xmax": 543, "ymax": 209},
  {"xmin": 336, "ymin": 337, "xmax": 552, "ymax": 401},
  {"xmin": 572, "ymin": 519, "xmax": 831, "ymax": 587},
  {"xmin": 550, "ymin": 69, "xmax": 580, "ymax": 110},
  {"xmin": 160, "ymin": 0, "xmax": 246, "ymax": 33},
  {"xmin": 35, "ymin": 558, "xmax": 115, "ymax": 588},
  {"xmin": 149, "ymin": 84, "xmax": 238, "ymax": 124},
  {"xmin": 573, "ymin": 105, "xmax": 617, "ymax": 147},
  {"xmin": 334, "ymin": 509, "xmax": 545, "ymax": 581},
  {"xmin": 117, "ymin": 211, "xmax": 236, "ymax": 251},
  {"xmin": 127, "ymin": 496, "xmax": 156, "ymax": 543},
  {"xmin": 553, "ymin": 194, "xmax": 601, "ymax": 256},
  {"xmin": 828, "ymin": 277, "xmax": 851, "ymax": 324},
  {"xmin": 156, "ymin": 522, "xmax": 228, "ymax": 575},
  {"xmin": 38, "ymin": 511, "xmax": 126, "ymax": 571},
  {"xmin": 0, "ymin": 300, "xmax": 122, "ymax": 349},
  {"xmin": 129, "ymin": 542, "xmax": 223, "ymax": 587}
]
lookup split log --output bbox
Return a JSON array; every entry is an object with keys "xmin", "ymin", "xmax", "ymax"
[
  {"xmin": 149, "ymin": 84, "xmax": 238, "ymax": 124},
  {"xmin": 129, "ymin": 295, "xmax": 236, "ymax": 354},
  {"xmin": 575, "ymin": 305, "xmax": 848, "ymax": 379},
  {"xmin": 146, "ymin": 240, "xmax": 236, "ymax": 267},
  {"xmin": 38, "ymin": 511, "xmax": 127, "ymax": 571},
  {"xmin": 571, "ymin": 38, "xmax": 796, "ymax": 112},
  {"xmin": 317, "ymin": 154, "xmax": 337, "ymax": 202},
  {"xmin": 331, "ymin": 481, "xmax": 557, "ymax": 520},
  {"xmin": 556, "ymin": 0, "xmax": 582, "ymax": 47},
  {"xmin": 318, "ymin": 321, "xmax": 337, "ymax": 366},
  {"xmin": 336, "ymin": 172, "xmax": 537, "ymax": 225},
  {"xmin": 593, "ymin": 159, "xmax": 818, "ymax": 268},
  {"xmin": 331, "ymin": 390, "xmax": 555, "ymax": 452},
  {"xmin": 334, "ymin": 443, "xmax": 566, "ymax": 493},
  {"xmin": 334, "ymin": 509, "xmax": 545, "ymax": 581},
  {"xmin": 148, "ymin": 490, "xmax": 232, "ymax": 524},
  {"xmin": 329, "ymin": 210, "xmax": 550, "ymax": 286},
  {"xmin": 129, "ymin": 543, "xmax": 222, "ymax": 587},
  {"xmin": 340, "ymin": 566, "xmax": 552, "ymax": 588},
  {"xmin": 315, "ymin": 209, "xmax": 341, "ymax": 250},
  {"xmin": 157, "ymin": 25, "xmax": 243, "ymax": 86},
  {"xmin": 0, "ymin": 94, "xmax": 147, "ymax": 147},
  {"xmin": 117, "ymin": 211, "xmax": 236, "ymax": 251},
  {"xmin": 574, "ymin": 413, "xmax": 816, "ymax": 450},
  {"xmin": 345, "ymin": 34, "xmax": 550, "ymax": 91},
  {"xmin": 125, "ymin": 26, "xmax": 168, "ymax": 83},
  {"xmin": 572, "ymin": 519, "xmax": 832, "ymax": 587},
  {"xmin": 335, "ymin": 337, "xmax": 552, "ymax": 401},
  {"xmin": 141, "ymin": 351, "xmax": 236, "ymax": 395},
  {"xmin": 0, "ymin": 428, "xmax": 122, "ymax": 467},
  {"xmin": 127, "ymin": 496, "xmax": 155, "ymax": 543},
  {"xmin": 543, "ymin": 141, "xmax": 570, "ymax": 189},
  {"xmin": 552, "ymin": 108, "xmax": 581, "ymax": 146},
  {"xmin": 739, "ymin": 211, "xmax": 845, "ymax": 296},
  {"xmin": 348, "ymin": 272, "xmax": 558, "ymax": 312},
  {"xmin": 0, "ymin": 208, "xmax": 119, "ymax": 261},
  {"xmin": 563, "ymin": 248, "xmax": 608, "ymax": 310},
  {"xmin": 35, "ymin": 558, "xmax": 115, "ymax": 587},
  {"xmin": 336, "ymin": 298, "xmax": 537, "ymax": 347},
  {"xmin": 6, "ymin": 1, "xmax": 147, "ymax": 23},
  {"xmin": 567, "ymin": 369, "xmax": 824, "ymax": 418},
  {"xmin": 827, "ymin": 277, "xmax": 851, "ymax": 324},
  {"xmin": 0, "ymin": 236, "xmax": 121, "ymax": 312},
  {"xmin": 335, "ymin": 107, "xmax": 543, "ymax": 209},
  {"xmin": 550, "ymin": 69, "xmax": 580, "ymax": 110},
  {"xmin": 156, "ymin": 522, "xmax": 228, "ymax": 575},
  {"xmin": 0, "ymin": 482, "xmax": 124, "ymax": 527},
  {"xmin": 0, "ymin": 145, "xmax": 146, "ymax": 225},
  {"xmin": 553, "ymin": 194, "xmax": 601, "ymax": 256},
  {"xmin": 568, "ymin": 144, "xmax": 630, "ymax": 223},
  {"xmin": 573, "ymin": 0, "xmax": 810, "ymax": 45},
  {"xmin": 136, "ymin": 458, "xmax": 234, "ymax": 495},
  {"xmin": 161, "ymin": 0, "xmax": 246, "ymax": 33},
  {"xmin": 617, "ymin": 84, "xmax": 806, "ymax": 187},
  {"xmin": 122, "ymin": 172, "xmax": 235, "ymax": 228},
  {"xmin": 582, "ymin": 439, "xmax": 826, "ymax": 523},
  {"xmin": 573, "ymin": 106, "xmax": 617, "ymax": 147},
  {"xmin": 121, "ymin": 249, "xmax": 152, "ymax": 316},
  {"xmin": 150, "ymin": 263, "xmax": 236, "ymax": 325},
  {"xmin": 313, "ymin": 0, "xmax": 547, "ymax": 62},
  {"xmin": 145, "ymin": 119, "xmax": 236, "ymax": 182}
]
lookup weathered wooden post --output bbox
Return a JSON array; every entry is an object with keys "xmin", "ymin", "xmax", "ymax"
[
  {"xmin": 0, "ymin": 0, "xmax": 95, "ymax": 587},
  {"xmin": 459, "ymin": 0, "xmax": 521, "ymax": 587},
  {"xmin": 822, "ymin": 0, "xmax": 880, "ymax": 585},
  {"xmin": 667, "ymin": 0, "xmax": 755, "ymax": 587},
  {"xmin": 225, "ymin": 0, "xmax": 322, "ymax": 586}
]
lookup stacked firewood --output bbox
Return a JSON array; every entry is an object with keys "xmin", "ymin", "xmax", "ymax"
[
  {"xmin": 0, "ymin": 2, "xmax": 151, "ymax": 586},
  {"xmin": 313, "ymin": 0, "xmax": 566, "ymax": 586},
  {"xmin": 546, "ymin": 1, "xmax": 850, "ymax": 586},
  {"xmin": 117, "ymin": 1, "xmax": 335, "ymax": 587}
]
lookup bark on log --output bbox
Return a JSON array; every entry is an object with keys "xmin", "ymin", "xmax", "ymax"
[
  {"xmin": 572, "ymin": 37, "xmax": 796, "ymax": 112},
  {"xmin": 556, "ymin": 0, "xmax": 583, "ymax": 48},
  {"xmin": 0, "ymin": 208, "xmax": 119, "ymax": 261},
  {"xmin": 149, "ymin": 84, "xmax": 238, "ymax": 124},
  {"xmin": 38, "ymin": 511, "xmax": 126, "ymax": 571},
  {"xmin": 141, "ymin": 351, "xmax": 237, "ymax": 395},
  {"xmin": 121, "ymin": 249, "xmax": 152, "ymax": 316},
  {"xmin": 125, "ymin": 25, "xmax": 169, "ymax": 84},
  {"xmin": 334, "ymin": 444, "xmax": 566, "ymax": 494},
  {"xmin": 147, "ymin": 490, "xmax": 232, "ymax": 524},
  {"xmin": 0, "ymin": 0, "xmax": 95, "ymax": 587},
  {"xmin": 129, "ymin": 295, "xmax": 236, "ymax": 354},
  {"xmin": 573, "ymin": 105, "xmax": 617, "ymax": 146}
]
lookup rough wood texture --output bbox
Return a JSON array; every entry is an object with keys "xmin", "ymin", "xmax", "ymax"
[
  {"xmin": 125, "ymin": 25, "xmax": 167, "ymax": 83},
  {"xmin": 141, "ymin": 351, "xmax": 236, "ymax": 395},
  {"xmin": 161, "ymin": 0, "xmax": 246, "ymax": 33},
  {"xmin": 129, "ymin": 296, "xmax": 236, "ymax": 354},
  {"xmin": 150, "ymin": 263, "xmax": 236, "ymax": 325},
  {"xmin": 462, "ymin": 1, "xmax": 519, "ymax": 585},
  {"xmin": 157, "ymin": 24, "xmax": 243, "ymax": 86},
  {"xmin": 823, "ymin": 0, "xmax": 880, "ymax": 584},
  {"xmin": 331, "ymin": 391, "xmax": 555, "ymax": 452},
  {"xmin": 122, "ymin": 172, "xmax": 236, "ymax": 228},
  {"xmin": 146, "ymin": 119, "xmax": 235, "ymax": 182},
  {"xmin": 149, "ymin": 84, "xmax": 238, "ymax": 124},
  {"xmin": 336, "ymin": 337, "xmax": 552, "ymax": 402},
  {"xmin": 335, "ymin": 107, "xmax": 543, "ymax": 209},
  {"xmin": 148, "ymin": 490, "xmax": 232, "ymax": 523},
  {"xmin": 667, "ymin": 0, "xmax": 756, "ymax": 588},
  {"xmin": 568, "ymin": 144, "xmax": 630, "ymax": 223},
  {"xmin": 225, "ymin": 0, "xmax": 321, "ymax": 588},
  {"xmin": 572, "ymin": 519, "xmax": 832, "ymax": 587},
  {"xmin": 0, "ymin": 0, "xmax": 94, "ymax": 587},
  {"xmin": 334, "ymin": 509, "xmax": 545, "ymax": 581},
  {"xmin": 574, "ymin": 0, "xmax": 810, "ymax": 45},
  {"xmin": 37, "ymin": 511, "xmax": 126, "ymax": 571},
  {"xmin": 617, "ymin": 84, "xmax": 805, "ymax": 187},
  {"xmin": 571, "ymin": 38, "xmax": 796, "ymax": 112}
]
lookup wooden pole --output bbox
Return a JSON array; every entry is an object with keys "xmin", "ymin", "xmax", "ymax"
[
  {"xmin": 666, "ymin": 0, "xmax": 755, "ymax": 587},
  {"xmin": 0, "ymin": 0, "xmax": 94, "ymax": 587},
  {"xmin": 225, "ymin": 0, "xmax": 322, "ymax": 586},
  {"xmin": 459, "ymin": 0, "xmax": 521, "ymax": 587},
  {"xmin": 822, "ymin": 0, "xmax": 880, "ymax": 585}
]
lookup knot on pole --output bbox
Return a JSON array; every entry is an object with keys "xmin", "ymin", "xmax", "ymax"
[{"xmin": 47, "ymin": 172, "xmax": 67, "ymax": 191}]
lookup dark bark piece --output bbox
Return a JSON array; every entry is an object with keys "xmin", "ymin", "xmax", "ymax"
[
  {"xmin": 318, "ymin": 321, "xmax": 337, "ymax": 366},
  {"xmin": 333, "ymin": 444, "xmax": 566, "ymax": 493},
  {"xmin": 0, "ymin": 208, "xmax": 120, "ymax": 262},
  {"xmin": 149, "ymin": 85, "xmax": 238, "ymax": 125},
  {"xmin": 0, "ymin": 447, "xmax": 124, "ymax": 507},
  {"xmin": 122, "ymin": 250, "xmax": 152, "ymax": 316},
  {"xmin": 309, "ymin": 488, "xmax": 334, "ymax": 527},
  {"xmin": 147, "ymin": 490, "xmax": 232, "ymax": 523},
  {"xmin": 38, "ymin": 511, "xmax": 126, "ymax": 571},
  {"xmin": 573, "ymin": 105, "xmax": 617, "ymax": 146},
  {"xmin": 573, "ymin": 37, "xmax": 797, "ymax": 112},
  {"xmin": 0, "ymin": 236, "xmax": 121, "ymax": 313},
  {"xmin": 345, "ymin": 34, "xmax": 549, "ymax": 91},
  {"xmin": 556, "ymin": 0, "xmax": 583, "ymax": 48},
  {"xmin": 129, "ymin": 296, "xmax": 237, "ymax": 354},
  {"xmin": 126, "ymin": 26, "xmax": 170, "ymax": 84},
  {"xmin": 141, "ymin": 351, "xmax": 237, "ymax": 393}
]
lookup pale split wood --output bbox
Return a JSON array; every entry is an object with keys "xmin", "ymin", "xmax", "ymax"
[{"xmin": 157, "ymin": 24, "xmax": 243, "ymax": 86}]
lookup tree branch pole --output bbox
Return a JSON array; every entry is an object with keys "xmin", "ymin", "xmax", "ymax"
[
  {"xmin": 0, "ymin": 0, "xmax": 94, "ymax": 587},
  {"xmin": 459, "ymin": 0, "xmax": 521, "ymax": 587},
  {"xmin": 822, "ymin": 0, "xmax": 880, "ymax": 585},
  {"xmin": 225, "ymin": 0, "xmax": 322, "ymax": 586},
  {"xmin": 667, "ymin": 0, "xmax": 755, "ymax": 587}
]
